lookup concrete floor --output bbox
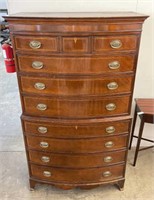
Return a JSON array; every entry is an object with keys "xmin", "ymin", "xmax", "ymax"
[{"xmin": 0, "ymin": 46, "xmax": 154, "ymax": 200}]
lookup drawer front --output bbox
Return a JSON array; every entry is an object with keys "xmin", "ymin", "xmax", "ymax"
[
  {"xmin": 30, "ymin": 163, "xmax": 124, "ymax": 183},
  {"xmin": 10, "ymin": 22, "xmax": 142, "ymax": 33},
  {"xmin": 14, "ymin": 36, "xmax": 58, "ymax": 52},
  {"xmin": 23, "ymin": 118, "xmax": 131, "ymax": 138},
  {"xmin": 28, "ymin": 149, "xmax": 126, "ymax": 168},
  {"xmin": 17, "ymin": 55, "xmax": 135, "ymax": 75},
  {"xmin": 26, "ymin": 135, "xmax": 128, "ymax": 153},
  {"xmin": 20, "ymin": 76, "xmax": 133, "ymax": 96},
  {"xmin": 93, "ymin": 35, "xmax": 138, "ymax": 52},
  {"xmin": 23, "ymin": 95, "xmax": 130, "ymax": 118},
  {"xmin": 62, "ymin": 37, "xmax": 89, "ymax": 53}
]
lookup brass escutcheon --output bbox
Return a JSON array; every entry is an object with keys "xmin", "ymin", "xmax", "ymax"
[
  {"xmin": 40, "ymin": 141, "xmax": 49, "ymax": 148},
  {"xmin": 43, "ymin": 171, "xmax": 51, "ymax": 177},
  {"xmin": 29, "ymin": 40, "xmax": 41, "ymax": 49},
  {"xmin": 34, "ymin": 82, "xmax": 46, "ymax": 90},
  {"xmin": 108, "ymin": 61, "xmax": 120, "ymax": 70},
  {"xmin": 110, "ymin": 40, "xmax": 122, "ymax": 49},
  {"xmin": 32, "ymin": 61, "xmax": 43, "ymax": 69}
]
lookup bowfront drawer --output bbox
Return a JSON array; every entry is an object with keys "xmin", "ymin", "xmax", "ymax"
[
  {"xmin": 14, "ymin": 36, "xmax": 58, "ymax": 52},
  {"xmin": 26, "ymin": 134, "xmax": 128, "ymax": 153},
  {"xmin": 93, "ymin": 35, "xmax": 138, "ymax": 52},
  {"xmin": 20, "ymin": 75, "xmax": 133, "ymax": 96},
  {"xmin": 28, "ymin": 149, "xmax": 126, "ymax": 168},
  {"xmin": 22, "ymin": 117, "xmax": 131, "ymax": 138},
  {"xmin": 23, "ymin": 95, "xmax": 130, "ymax": 118},
  {"xmin": 62, "ymin": 37, "xmax": 89, "ymax": 53},
  {"xmin": 17, "ymin": 55, "xmax": 135, "ymax": 75},
  {"xmin": 30, "ymin": 163, "xmax": 125, "ymax": 183}
]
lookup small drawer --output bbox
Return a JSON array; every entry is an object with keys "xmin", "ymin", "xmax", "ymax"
[
  {"xmin": 14, "ymin": 36, "xmax": 58, "ymax": 52},
  {"xmin": 20, "ymin": 75, "xmax": 133, "ymax": 96},
  {"xmin": 93, "ymin": 35, "xmax": 138, "ymax": 52},
  {"xmin": 22, "ymin": 117, "xmax": 131, "ymax": 138},
  {"xmin": 30, "ymin": 163, "xmax": 125, "ymax": 183},
  {"xmin": 62, "ymin": 37, "xmax": 89, "ymax": 53},
  {"xmin": 26, "ymin": 134, "xmax": 128, "ymax": 153},
  {"xmin": 28, "ymin": 149, "xmax": 126, "ymax": 168},
  {"xmin": 17, "ymin": 55, "xmax": 135, "ymax": 75},
  {"xmin": 23, "ymin": 95, "xmax": 130, "ymax": 118}
]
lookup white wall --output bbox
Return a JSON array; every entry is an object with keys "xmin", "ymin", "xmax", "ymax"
[
  {"xmin": 7, "ymin": 0, "xmax": 154, "ymax": 146},
  {"xmin": 0, "ymin": 0, "xmax": 7, "ymax": 9}
]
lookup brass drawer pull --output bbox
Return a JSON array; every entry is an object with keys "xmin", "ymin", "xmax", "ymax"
[
  {"xmin": 41, "ymin": 156, "xmax": 50, "ymax": 163},
  {"xmin": 40, "ymin": 141, "xmax": 49, "ymax": 148},
  {"xmin": 38, "ymin": 126, "xmax": 48, "ymax": 134},
  {"xmin": 106, "ymin": 103, "xmax": 116, "ymax": 111},
  {"xmin": 43, "ymin": 171, "xmax": 51, "ymax": 177},
  {"xmin": 108, "ymin": 61, "xmax": 120, "ymax": 70},
  {"xmin": 106, "ymin": 126, "xmax": 115, "ymax": 134},
  {"xmin": 107, "ymin": 82, "xmax": 118, "ymax": 90},
  {"xmin": 32, "ymin": 61, "xmax": 43, "ymax": 69},
  {"xmin": 34, "ymin": 82, "xmax": 46, "ymax": 90},
  {"xmin": 29, "ymin": 40, "xmax": 41, "ymax": 49},
  {"xmin": 103, "ymin": 171, "xmax": 112, "ymax": 177},
  {"xmin": 105, "ymin": 141, "xmax": 114, "ymax": 148},
  {"xmin": 37, "ymin": 104, "xmax": 47, "ymax": 111},
  {"xmin": 104, "ymin": 156, "xmax": 113, "ymax": 163},
  {"xmin": 110, "ymin": 40, "xmax": 122, "ymax": 49}
]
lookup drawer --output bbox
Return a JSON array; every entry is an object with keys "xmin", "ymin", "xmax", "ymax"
[
  {"xmin": 28, "ymin": 149, "xmax": 126, "ymax": 168},
  {"xmin": 14, "ymin": 36, "xmax": 58, "ymax": 52},
  {"xmin": 20, "ymin": 75, "xmax": 134, "ymax": 96},
  {"xmin": 30, "ymin": 163, "xmax": 125, "ymax": 183},
  {"xmin": 26, "ymin": 134, "xmax": 128, "ymax": 153},
  {"xmin": 9, "ymin": 22, "xmax": 142, "ymax": 33},
  {"xmin": 93, "ymin": 35, "xmax": 138, "ymax": 52},
  {"xmin": 22, "ymin": 117, "xmax": 131, "ymax": 138},
  {"xmin": 22, "ymin": 95, "xmax": 131, "ymax": 118},
  {"xmin": 17, "ymin": 55, "xmax": 135, "ymax": 75},
  {"xmin": 62, "ymin": 37, "xmax": 89, "ymax": 53}
]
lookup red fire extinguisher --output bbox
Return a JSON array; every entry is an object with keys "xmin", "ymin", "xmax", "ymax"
[{"xmin": 2, "ymin": 43, "xmax": 16, "ymax": 73}]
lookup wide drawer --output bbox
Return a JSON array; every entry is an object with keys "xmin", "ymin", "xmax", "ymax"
[
  {"xmin": 93, "ymin": 35, "xmax": 138, "ymax": 52},
  {"xmin": 26, "ymin": 134, "xmax": 128, "ymax": 153},
  {"xmin": 30, "ymin": 163, "xmax": 125, "ymax": 183},
  {"xmin": 14, "ymin": 36, "xmax": 58, "ymax": 52},
  {"xmin": 28, "ymin": 149, "xmax": 126, "ymax": 168},
  {"xmin": 17, "ymin": 55, "xmax": 135, "ymax": 75},
  {"xmin": 22, "ymin": 117, "xmax": 131, "ymax": 138},
  {"xmin": 20, "ymin": 75, "xmax": 134, "ymax": 96},
  {"xmin": 22, "ymin": 95, "xmax": 131, "ymax": 118}
]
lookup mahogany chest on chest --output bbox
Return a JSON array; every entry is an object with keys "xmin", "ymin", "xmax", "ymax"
[{"xmin": 5, "ymin": 12, "xmax": 148, "ymax": 190}]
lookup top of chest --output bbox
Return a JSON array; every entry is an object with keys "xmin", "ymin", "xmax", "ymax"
[{"xmin": 5, "ymin": 12, "xmax": 148, "ymax": 34}]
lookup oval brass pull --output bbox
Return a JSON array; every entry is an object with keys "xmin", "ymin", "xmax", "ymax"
[
  {"xmin": 107, "ymin": 82, "xmax": 118, "ymax": 90},
  {"xmin": 105, "ymin": 141, "xmax": 114, "ymax": 148},
  {"xmin": 110, "ymin": 40, "xmax": 122, "ymax": 49},
  {"xmin": 104, "ymin": 156, "xmax": 113, "ymax": 163},
  {"xmin": 32, "ymin": 61, "xmax": 43, "ymax": 69},
  {"xmin": 43, "ymin": 171, "xmax": 51, "ymax": 177},
  {"xmin": 34, "ymin": 82, "xmax": 46, "ymax": 90},
  {"xmin": 29, "ymin": 40, "xmax": 41, "ymax": 49},
  {"xmin": 40, "ymin": 141, "xmax": 49, "ymax": 148},
  {"xmin": 108, "ymin": 61, "xmax": 120, "ymax": 70},
  {"xmin": 103, "ymin": 171, "xmax": 112, "ymax": 177},
  {"xmin": 106, "ymin": 126, "xmax": 115, "ymax": 134},
  {"xmin": 106, "ymin": 103, "xmax": 116, "ymax": 111},
  {"xmin": 37, "ymin": 104, "xmax": 47, "ymax": 111},
  {"xmin": 41, "ymin": 156, "xmax": 50, "ymax": 163},
  {"xmin": 38, "ymin": 126, "xmax": 48, "ymax": 134}
]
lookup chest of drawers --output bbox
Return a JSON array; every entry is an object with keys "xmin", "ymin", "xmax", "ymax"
[{"xmin": 5, "ymin": 12, "xmax": 148, "ymax": 191}]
